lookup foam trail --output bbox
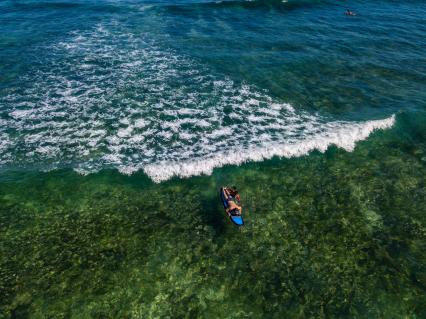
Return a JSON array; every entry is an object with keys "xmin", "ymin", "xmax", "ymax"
[{"xmin": 0, "ymin": 22, "xmax": 396, "ymax": 182}]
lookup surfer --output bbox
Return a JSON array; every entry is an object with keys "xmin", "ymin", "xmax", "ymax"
[
  {"xmin": 223, "ymin": 187, "xmax": 242, "ymax": 216},
  {"xmin": 345, "ymin": 9, "xmax": 356, "ymax": 16},
  {"xmin": 226, "ymin": 186, "xmax": 241, "ymax": 202}
]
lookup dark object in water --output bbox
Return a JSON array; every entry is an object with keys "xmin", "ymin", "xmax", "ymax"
[{"xmin": 346, "ymin": 9, "xmax": 357, "ymax": 16}]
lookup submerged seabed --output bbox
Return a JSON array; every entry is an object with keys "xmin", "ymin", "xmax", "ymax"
[
  {"xmin": 1, "ymin": 112, "xmax": 425, "ymax": 318},
  {"xmin": 1, "ymin": 0, "xmax": 426, "ymax": 317}
]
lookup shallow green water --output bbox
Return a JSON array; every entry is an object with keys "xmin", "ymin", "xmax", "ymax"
[
  {"xmin": 1, "ymin": 112, "xmax": 426, "ymax": 318},
  {"xmin": 1, "ymin": 0, "xmax": 426, "ymax": 317}
]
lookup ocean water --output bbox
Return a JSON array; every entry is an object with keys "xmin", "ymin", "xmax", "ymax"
[{"xmin": 0, "ymin": 0, "xmax": 425, "ymax": 318}]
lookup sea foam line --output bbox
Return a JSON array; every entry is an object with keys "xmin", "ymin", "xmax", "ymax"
[{"xmin": 141, "ymin": 115, "xmax": 395, "ymax": 182}]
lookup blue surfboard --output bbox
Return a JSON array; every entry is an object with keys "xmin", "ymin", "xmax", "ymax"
[{"xmin": 220, "ymin": 187, "xmax": 244, "ymax": 226}]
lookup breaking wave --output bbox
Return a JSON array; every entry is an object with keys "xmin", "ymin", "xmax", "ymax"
[
  {"xmin": 0, "ymin": 23, "xmax": 395, "ymax": 182},
  {"xmin": 143, "ymin": 115, "xmax": 395, "ymax": 182}
]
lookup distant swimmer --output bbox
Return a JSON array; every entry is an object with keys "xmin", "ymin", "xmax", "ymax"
[
  {"xmin": 345, "ymin": 9, "xmax": 357, "ymax": 16},
  {"xmin": 345, "ymin": 9, "xmax": 356, "ymax": 16}
]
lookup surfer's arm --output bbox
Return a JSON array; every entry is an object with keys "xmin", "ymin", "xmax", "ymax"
[{"xmin": 223, "ymin": 188, "xmax": 232, "ymax": 199}]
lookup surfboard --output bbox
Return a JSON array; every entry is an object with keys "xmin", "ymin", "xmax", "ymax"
[{"xmin": 220, "ymin": 187, "xmax": 244, "ymax": 226}]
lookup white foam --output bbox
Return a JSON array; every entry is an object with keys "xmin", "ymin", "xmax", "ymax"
[
  {"xmin": 134, "ymin": 118, "xmax": 149, "ymax": 128},
  {"xmin": 9, "ymin": 109, "xmax": 34, "ymax": 119},
  {"xmin": 0, "ymin": 22, "xmax": 396, "ymax": 183},
  {"xmin": 117, "ymin": 126, "xmax": 134, "ymax": 138},
  {"xmin": 143, "ymin": 116, "xmax": 395, "ymax": 182}
]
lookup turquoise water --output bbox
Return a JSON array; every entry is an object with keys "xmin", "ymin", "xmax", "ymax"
[{"xmin": 1, "ymin": 0, "xmax": 426, "ymax": 317}]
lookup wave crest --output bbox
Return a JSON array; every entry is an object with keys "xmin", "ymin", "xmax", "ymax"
[{"xmin": 142, "ymin": 115, "xmax": 395, "ymax": 182}]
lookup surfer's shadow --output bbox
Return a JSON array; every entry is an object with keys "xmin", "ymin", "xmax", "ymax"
[{"xmin": 199, "ymin": 197, "xmax": 228, "ymax": 234}]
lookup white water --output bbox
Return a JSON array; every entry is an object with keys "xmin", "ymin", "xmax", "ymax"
[
  {"xmin": 142, "ymin": 115, "xmax": 395, "ymax": 182},
  {"xmin": 0, "ymin": 23, "xmax": 395, "ymax": 182}
]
